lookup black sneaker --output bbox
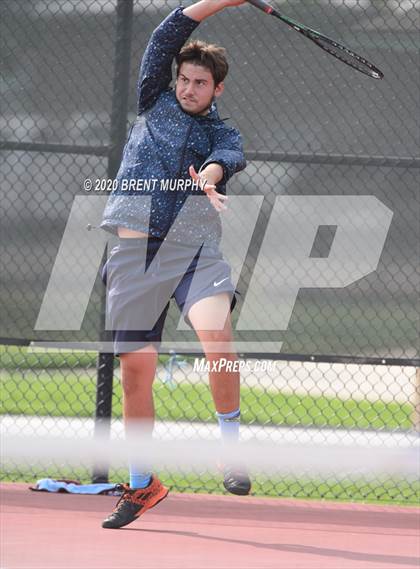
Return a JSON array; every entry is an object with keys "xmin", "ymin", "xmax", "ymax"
[
  {"xmin": 222, "ymin": 467, "xmax": 252, "ymax": 496},
  {"xmin": 102, "ymin": 475, "xmax": 169, "ymax": 529}
]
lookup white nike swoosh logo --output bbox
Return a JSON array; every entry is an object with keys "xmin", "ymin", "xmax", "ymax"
[{"xmin": 213, "ymin": 277, "xmax": 229, "ymax": 287}]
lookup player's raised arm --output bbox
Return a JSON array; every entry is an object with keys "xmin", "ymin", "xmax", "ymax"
[
  {"xmin": 183, "ymin": 0, "xmax": 246, "ymax": 22},
  {"xmin": 137, "ymin": 8, "xmax": 199, "ymax": 115},
  {"xmin": 137, "ymin": 1, "xmax": 246, "ymax": 115}
]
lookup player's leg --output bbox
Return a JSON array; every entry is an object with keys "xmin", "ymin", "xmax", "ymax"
[
  {"xmin": 102, "ymin": 343, "xmax": 169, "ymax": 529},
  {"xmin": 188, "ymin": 292, "xmax": 239, "ymax": 413},
  {"xmin": 120, "ymin": 345, "xmax": 158, "ymax": 489},
  {"xmin": 120, "ymin": 346, "xmax": 158, "ymax": 432},
  {"xmin": 188, "ymin": 292, "xmax": 251, "ymax": 495},
  {"xmin": 101, "ymin": 234, "xmax": 172, "ymax": 528}
]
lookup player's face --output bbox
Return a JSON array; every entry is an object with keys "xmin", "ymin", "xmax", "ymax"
[{"xmin": 176, "ymin": 62, "xmax": 224, "ymax": 115}]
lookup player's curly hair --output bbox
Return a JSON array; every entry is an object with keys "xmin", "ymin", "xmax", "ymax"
[{"xmin": 176, "ymin": 40, "xmax": 229, "ymax": 85}]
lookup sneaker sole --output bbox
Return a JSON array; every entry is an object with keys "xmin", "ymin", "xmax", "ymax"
[
  {"xmin": 223, "ymin": 481, "xmax": 251, "ymax": 496},
  {"xmin": 102, "ymin": 487, "xmax": 169, "ymax": 529}
]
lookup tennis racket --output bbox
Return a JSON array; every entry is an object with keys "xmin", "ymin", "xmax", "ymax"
[{"xmin": 246, "ymin": 0, "xmax": 384, "ymax": 80}]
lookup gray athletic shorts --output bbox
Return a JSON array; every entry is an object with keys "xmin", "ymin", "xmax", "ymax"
[{"xmin": 101, "ymin": 236, "xmax": 238, "ymax": 355}]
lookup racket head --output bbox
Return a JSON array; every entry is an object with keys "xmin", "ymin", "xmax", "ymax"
[
  {"xmin": 304, "ymin": 28, "xmax": 384, "ymax": 80},
  {"xmin": 269, "ymin": 7, "xmax": 384, "ymax": 80}
]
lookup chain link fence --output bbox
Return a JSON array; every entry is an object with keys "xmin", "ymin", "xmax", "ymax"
[{"xmin": 1, "ymin": 0, "xmax": 419, "ymax": 502}]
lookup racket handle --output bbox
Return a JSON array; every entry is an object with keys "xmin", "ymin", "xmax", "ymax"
[{"xmin": 246, "ymin": 0, "xmax": 275, "ymax": 15}]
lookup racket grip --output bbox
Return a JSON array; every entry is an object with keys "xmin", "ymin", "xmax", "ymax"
[{"xmin": 246, "ymin": 0, "xmax": 274, "ymax": 15}]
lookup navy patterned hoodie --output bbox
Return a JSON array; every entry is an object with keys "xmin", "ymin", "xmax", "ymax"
[{"xmin": 100, "ymin": 7, "xmax": 246, "ymax": 247}]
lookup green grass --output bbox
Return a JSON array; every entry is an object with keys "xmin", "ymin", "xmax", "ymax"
[
  {"xmin": 1, "ymin": 344, "xmax": 100, "ymax": 369},
  {"xmin": 164, "ymin": 472, "xmax": 419, "ymax": 505},
  {"xmin": 1, "ymin": 345, "xmax": 417, "ymax": 505},
  {"xmin": 2, "ymin": 466, "xmax": 419, "ymax": 506},
  {"xmin": 0, "ymin": 345, "xmax": 177, "ymax": 370},
  {"xmin": 0, "ymin": 368, "xmax": 414, "ymax": 430},
  {"xmin": 1, "ymin": 347, "xmax": 414, "ymax": 430}
]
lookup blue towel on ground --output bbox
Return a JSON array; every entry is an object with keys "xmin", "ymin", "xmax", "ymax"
[{"xmin": 30, "ymin": 478, "xmax": 121, "ymax": 495}]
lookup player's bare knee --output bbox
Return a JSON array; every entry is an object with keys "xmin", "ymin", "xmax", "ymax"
[
  {"xmin": 120, "ymin": 351, "xmax": 157, "ymax": 391},
  {"xmin": 201, "ymin": 335, "xmax": 235, "ymax": 357},
  {"xmin": 200, "ymin": 329, "xmax": 233, "ymax": 343},
  {"xmin": 121, "ymin": 373, "xmax": 154, "ymax": 397}
]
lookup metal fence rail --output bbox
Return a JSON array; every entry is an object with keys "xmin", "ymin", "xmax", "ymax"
[{"xmin": 1, "ymin": 0, "xmax": 419, "ymax": 500}]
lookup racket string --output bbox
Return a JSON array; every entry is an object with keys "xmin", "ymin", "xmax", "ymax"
[{"xmin": 307, "ymin": 31, "xmax": 384, "ymax": 79}]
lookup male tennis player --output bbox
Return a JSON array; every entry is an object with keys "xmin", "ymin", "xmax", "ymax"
[{"xmin": 100, "ymin": 0, "xmax": 248, "ymax": 529}]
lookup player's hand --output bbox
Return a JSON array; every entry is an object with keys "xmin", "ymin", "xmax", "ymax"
[{"xmin": 189, "ymin": 165, "xmax": 228, "ymax": 213}]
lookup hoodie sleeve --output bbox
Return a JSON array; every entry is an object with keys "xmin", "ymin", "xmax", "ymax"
[
  {"xmin": 137, "ymin": 7, "xmax": 199, "ymax": 115},
  {"xmin": 200, "ymin": 125, "xmax": 247, "ymax": 185}
]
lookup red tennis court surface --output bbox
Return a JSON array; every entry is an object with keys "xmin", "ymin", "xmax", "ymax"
[{"xmin": 1, "ymin": 482, "xmax": 419, "ymax": 569}]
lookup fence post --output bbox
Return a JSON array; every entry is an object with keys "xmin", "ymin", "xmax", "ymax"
[{"xmin": 92, "ymin": 0, "xmax": 134, "ymax": 483}]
